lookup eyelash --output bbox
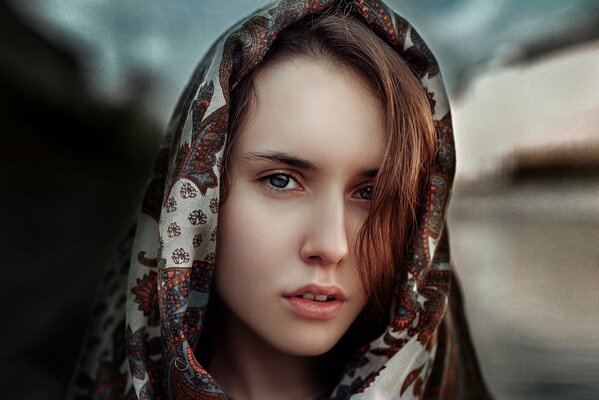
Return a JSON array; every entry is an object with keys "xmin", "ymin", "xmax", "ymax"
[{"xmin": 259, "ymin": 171, "xmax": 374, "ymax": 200}]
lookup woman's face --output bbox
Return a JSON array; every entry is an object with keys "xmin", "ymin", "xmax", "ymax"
[{"xmin": 214, "ymin": 58, "xmax": 385, "ymax": 356}]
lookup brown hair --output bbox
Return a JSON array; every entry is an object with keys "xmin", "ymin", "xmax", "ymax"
[{"xmin": 225, "ymin": 11, "xmax": 437, "ymax": 327}]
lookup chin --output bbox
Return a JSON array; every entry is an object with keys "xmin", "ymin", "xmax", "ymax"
[{"xmin": 266, "ymin": 324, "xmax": 347, "ymax": 357}]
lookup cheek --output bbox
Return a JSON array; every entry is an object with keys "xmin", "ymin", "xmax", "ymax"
[
  {"xmin": 215, "ymin": 197, "xmax": 258, "ymax": 296},
  {"xmin": 214, "ymin": 187, "xmax": 298, "ymax": 295}
]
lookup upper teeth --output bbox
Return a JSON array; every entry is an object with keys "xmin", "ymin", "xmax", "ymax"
[{"xmin": 301, "ymin": 293, "xmax": 331, "ymax": 302}]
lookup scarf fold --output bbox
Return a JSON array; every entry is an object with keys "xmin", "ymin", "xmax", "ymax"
[{"xmin": 69, "ymin": 1, "xmax": 490, "ymax": 398}]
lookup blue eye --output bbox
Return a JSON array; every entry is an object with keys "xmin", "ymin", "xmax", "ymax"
[
  {"xmin": 355, "ymin": 186, "xmax": 373, "ymax": 200},
  {"xmin": 269, "ymin": 174, "xmax": 291, "ymax": 188},
  {"xmin": 263, "ymin": 173, "xmax": 301, "ymax": 191}
]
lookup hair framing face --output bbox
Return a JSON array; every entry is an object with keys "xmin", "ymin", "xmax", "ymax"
[{"xmin": 70, "ymin": 1, "xmax": 491, "ymax": 399}]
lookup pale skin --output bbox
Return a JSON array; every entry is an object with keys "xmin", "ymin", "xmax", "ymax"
[{"xmin": 209, "ymin": 57, "xmax": 385, "ymax": 400}]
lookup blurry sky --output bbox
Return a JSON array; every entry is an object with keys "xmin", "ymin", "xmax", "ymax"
[
  {"xmin": 453, "ymin": 42, "xmax": 599, "ymax": 177},
  {"xmin": 13, "ymin": 0, "xmax": 599, "ymax": 122}
]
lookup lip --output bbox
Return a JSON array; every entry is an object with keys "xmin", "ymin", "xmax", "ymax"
[
  {"xmin": 283, "ymin": 284, "xmax": 347, "ymax": 320},
  {"xmin": 284, "ymin": 284, "xmax": 348, "ymax": 301}
]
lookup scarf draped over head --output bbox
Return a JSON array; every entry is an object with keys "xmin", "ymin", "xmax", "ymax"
[{"xmin": 70, "ymin": 0, "xmax": 490, "ymax": 398}]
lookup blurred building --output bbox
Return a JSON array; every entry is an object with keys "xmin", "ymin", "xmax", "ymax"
[
  {"xmin": 0, "ymin": 1, "xmax": 161, "ymax": 399},
  {"xmin": 450, "ymin": 42, "xmax": 599, "ymax": 400}
]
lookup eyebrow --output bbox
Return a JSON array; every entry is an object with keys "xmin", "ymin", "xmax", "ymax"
[
  {"xmin": 361, "ymin": 168, "xmax": 379, "ymax": 178},
  {"xmin": 244, "ymin": 151, "xmax": 316, "ymax": 170},
  {"xmin": 244, "ymin": 151, "xmax": 379, "ymax": 178}
]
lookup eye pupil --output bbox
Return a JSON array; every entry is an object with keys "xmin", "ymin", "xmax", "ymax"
[
  {"xmin": 360, "ymin": 186, "xmax": 373, "ymax": 200},
  {"xmin": 269, "ymin": 174, "xmax": 289, "ymax": 188}
]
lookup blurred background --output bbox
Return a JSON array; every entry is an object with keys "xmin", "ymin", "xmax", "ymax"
[{"xmin": 1, "ymin": 0, "xmax": 597, "ymax": 399}]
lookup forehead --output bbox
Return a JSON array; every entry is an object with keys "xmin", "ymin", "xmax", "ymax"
[{"xmin": 234, "ymin": 58, "xmax": 385, "ymax": 172}]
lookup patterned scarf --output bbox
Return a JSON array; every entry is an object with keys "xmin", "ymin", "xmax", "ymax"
[{"xmin": 70, "ymin": 0, "xmax": 490, "ymax": 398}]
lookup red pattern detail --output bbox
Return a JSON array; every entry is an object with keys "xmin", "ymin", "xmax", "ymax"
[
  {"xmin": 138, "ymin": 251, "xmax": 159, "ymax": 268},
  {"xmin": 171, "ymin": 368, "xmax": 225, "ymax": 400},
  {"xmin": 401, "ymin": 363, "xmax": 425, "ymax": 395},
  {"xmin": 186, "ymin": 344, "xmax": 208, "ymax": 375},
  {"xmin": 357, "ymin": 0, "xmax": 398, "ymax": 45},
  {"xmin": 166, "ymin": 82, "xmax": 227, "ymax": 198},
  {"xmin": 355, "ymin": 368, "xmax": 383, "ymax": 393},
  {"xmin": 426, "ymin": 174, "xmax": 448, "ymax": 240},
  {"xmin": 393, "ymin": 286, "xmax": 417, "ymax": 331},
  {"xmin": 131, "ymin": 271, "xmax": 159, "ymax": 326}
]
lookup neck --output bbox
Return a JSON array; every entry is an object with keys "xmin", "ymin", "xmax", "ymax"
[{"xmin": 207, "ymin": 304, "xmax": 328, "ymax": 400}]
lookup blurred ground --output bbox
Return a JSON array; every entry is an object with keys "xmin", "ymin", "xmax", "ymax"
[{"xmin": 450, "ymin": 178, "xmax": 599, "ymax": 400}]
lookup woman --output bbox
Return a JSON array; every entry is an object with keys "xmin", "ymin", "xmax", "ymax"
[{"xmin": 70, "ymin": 1, "xmax": 490, "ymax": 399}]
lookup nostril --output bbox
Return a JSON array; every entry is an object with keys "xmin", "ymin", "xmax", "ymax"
[{"xmin": 300, "ymin": 224, "xmax": 349, "ymax": 266}]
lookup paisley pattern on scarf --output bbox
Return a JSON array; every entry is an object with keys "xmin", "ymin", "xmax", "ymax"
[{"xmin": 69, "ymin": 1, "xmax": 490, "ymax": 399}]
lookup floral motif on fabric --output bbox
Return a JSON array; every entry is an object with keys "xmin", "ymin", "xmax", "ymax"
[
  {"xmin": 209, "ymin": 198, "xmax": 219, "ymax": 213},
  {"xmin": 193, "ymin": 233, "xmax": 203, "ymax": 248},
  {"xmin": 204, "ymin": 252, "xmax": 215, "ymax": 263},
  {"xmin": 406, "ymin": 27, "xmax": 439, "ymax": 78},
  {"xmin": 179, "ymin": 182, "xmax": 197, "ymax": 199},
  {"xmin": 167, "ymin": 81, "xmax": 227, "ymax": 198},
  {"xmin": 171, "ymin": 248, "xmax": 190, "ymax": 264},
  {"xmin": 434, "ymin": 115, "xmax": 456, "ymax": 176},
  {"xmin": 131, "ymin": 271, "xmax": 160, "ymax": 327},
  {"xmin": 427, "ymin": 174, "xmax": 449, "ymax": 239},
  {"xmin": 127, "ymin": 326, "xmax": 149, "ymax": 381},
  {"xmin": 126, "ymin": 326, "xmax": 162, "ymax": 399},
  {"xmin": 161, "ymin": 268, "xmax": 191, "ymax": 317},
  {"xmin": 356, "ymin": 0, "xmax": 400, "ymax": 46},
  {"xmin": 188, "ymin": 209, "xmax": 207, "ymax": 225},
  {"xmin": 166, "ymin": 196, "xmax": 177, "ymax": 212},
  {"xmin": 167, "ymin": 222, "xmax": 182, "ymax": 237}
]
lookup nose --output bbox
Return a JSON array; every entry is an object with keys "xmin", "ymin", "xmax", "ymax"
[{"xmin": 300, "ymin": 195, "xmax": 349, "ymax": 267}]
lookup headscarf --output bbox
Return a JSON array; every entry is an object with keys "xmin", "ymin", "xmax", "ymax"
[{"xmin": 69, "ymin": 0, "xmax": 491, "ymax": 398}]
